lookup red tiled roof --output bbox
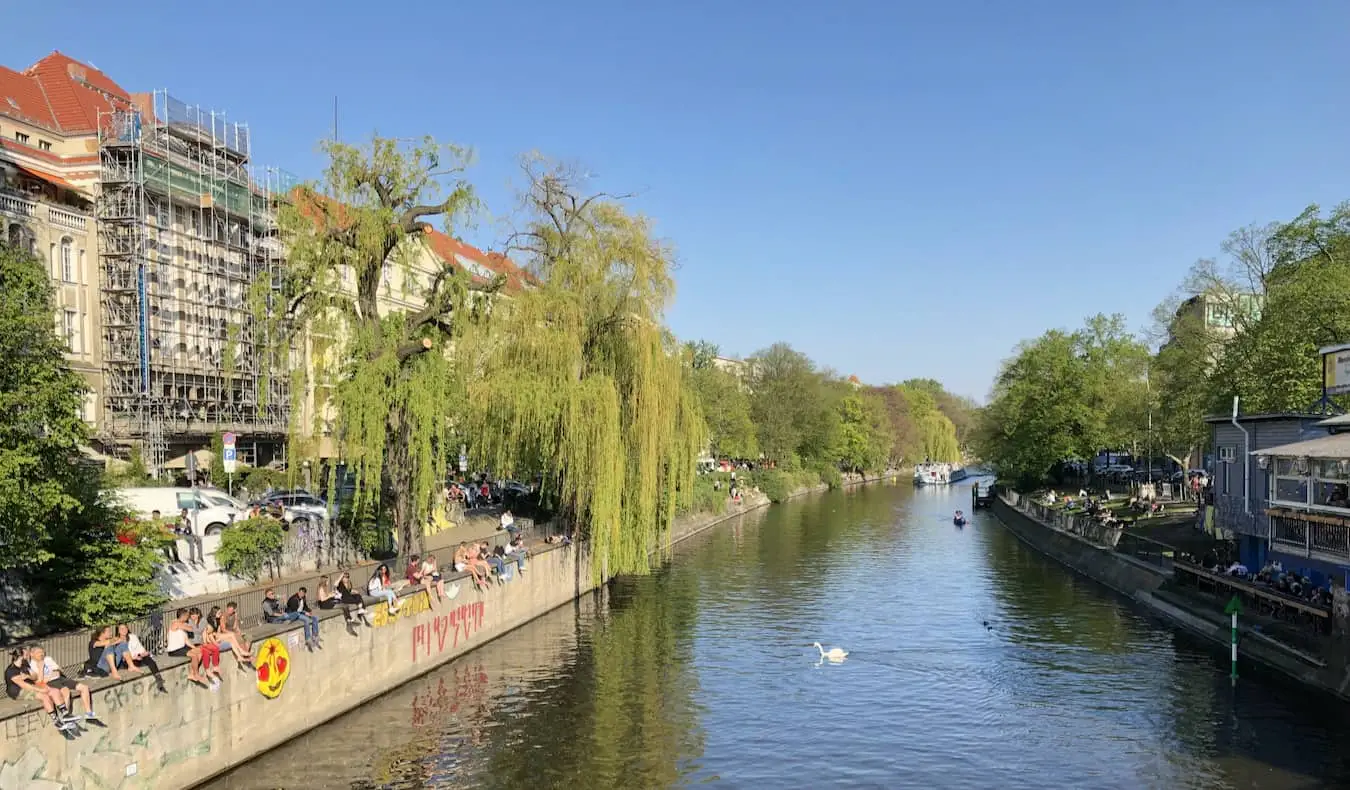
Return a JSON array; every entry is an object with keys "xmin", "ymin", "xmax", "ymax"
[
  {"xmin": 0, "ymin": 65, "xmax": 57, "ymax": 130},
  {"xmin": 422, "ymin": 229, "xmax": 534, "ymax": 294},
  {"xmin": 1, "ymin": 51, "xmax": 133, "ymax": 135}
]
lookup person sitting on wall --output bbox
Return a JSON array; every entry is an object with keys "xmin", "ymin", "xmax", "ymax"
[
  {"xmin": 7, "ymin": 647, "xmax": 77, "ymax": 732},
  {"xmin": 166, "ymin": 608, "xmax": 208, "ymax": 686},
  {"xmin": 366, "ymin": 565, "xmax": 401, "ymax": 614},
  {"xmin": 187, "ymin": 609, "xmax": 224, "ymax": 688},
  {"xmin": 28, "ymin": 646, "xmax": 99, "ymax": 722},
  {"xmin": 206, "ymin": 605, "xmax": 253, "ymax": 668},
  {"xmin": 335, "ymin": 570, "xmax": 372, "ymax": 624},
  {"xmin": 421, "ymin": 553, "xmax": 447, "ymax": 603},
  {"xmin": 499, "ymin": 509, "xmax": 519, "ymax": 539},
  {"xmin": 454, "ymin": 542, "xmax": 490, "ymax": 589},
  {"xmin": 283, "ymin": 587, "xmax": 322, "ymax": 650},
  {"xmin": 84, "ymin": 625, "xmax": 144, "ymax": 680}
]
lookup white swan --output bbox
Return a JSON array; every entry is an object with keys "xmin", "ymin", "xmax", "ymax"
[{"xmin": 813, "ymin": 642, "xmax": 848, "ymax": 662}]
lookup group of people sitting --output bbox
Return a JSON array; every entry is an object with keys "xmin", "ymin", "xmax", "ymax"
[{"xmin": 1212, "ymin": 559, "xmax": 1335, "ymax": 608}]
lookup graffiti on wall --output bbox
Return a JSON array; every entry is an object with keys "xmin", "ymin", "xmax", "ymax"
[
  {"xmin": 255, "ymin": 638, "xmax": 291, "ymax": 699},
  {"xmin": 372, "ymin": 588, "xmax": 432, "ymax": 628},
  {"xmin": 0, "ymin": 746, "xmax": 66, "ymax": 790},
  {"xmin": 409, "ymin": 663, "xmax": 489, "ymax": 727},
  {"xmin": 411, "ymin": 601, "xmax": 485, "ymax": 662},
  {"xmin": 0, "ymin": 709, "xmax": 214, "ymax": 790}
]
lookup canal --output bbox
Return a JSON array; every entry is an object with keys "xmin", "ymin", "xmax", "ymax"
[{"xmin": 204, "ymin": 482, "xmax": 1350, "ymax": 789}]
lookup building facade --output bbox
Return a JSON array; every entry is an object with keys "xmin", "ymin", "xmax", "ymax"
[{"xmin": 1208, "ymin": 412, "xmax": 1350, "ymax": 586}]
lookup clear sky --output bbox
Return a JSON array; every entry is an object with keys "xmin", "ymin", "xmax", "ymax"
[{"xmin": 10, "ymin": 1, "xmax": 1349, "ymax": 400}]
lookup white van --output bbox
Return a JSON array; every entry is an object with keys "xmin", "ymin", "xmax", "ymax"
[{"xmin": 112, "ymin": 487, "xmax": 246, "ymax": 535}]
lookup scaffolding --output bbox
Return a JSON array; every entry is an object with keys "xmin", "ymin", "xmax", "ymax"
[{"xmin": 97, "ymin": 91, "xmax": 292, "ymax": 468}]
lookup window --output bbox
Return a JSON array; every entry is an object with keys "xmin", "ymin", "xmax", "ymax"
[
  {"xmin": 1271, "ymin": 457, "xmax": 1311, "ymax": 505},
  {"xmin": 38, "ymin": 140, "xmax": 51, "ymax": 151},
  {"xmin": 1312, "ymin": 459, "xmax": 1350, "ymax": 508},
  {"xmin": 62, "ymin": 309, "xmax": 79, "ymax": 353},
  {"xmin": 59, "ymin": 237, "xmax": 73, "ymax": 282},
  {"xmin": 78, "ymin": 249, "xmax": 85, "ymax": 284},
  {"xmin": 14, "ymin": 131, "xmax": 29, "ymax": 144},
  {"xmin": 1218, "ymin": 446, "xmax": 1235, "ymax": 463},
  {"xmin": 82, "ymin": 392, "xmax": 97, "ymax": 424}
]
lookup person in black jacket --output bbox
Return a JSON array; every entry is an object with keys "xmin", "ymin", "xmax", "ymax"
[{"xmin": 283, "ymin": 587, "xmax": 322, "ymax": 649}]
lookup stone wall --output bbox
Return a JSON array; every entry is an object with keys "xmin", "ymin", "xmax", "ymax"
[{"xmin": 0, "ymin": 542, "xmax": 593, "ymax": 790}]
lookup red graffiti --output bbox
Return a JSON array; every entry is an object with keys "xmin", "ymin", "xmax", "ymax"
[
  {"xmin": 410, "ymin": 664, "xmax": 489, "ymax": 726},
  {"xmin": 412, "ymin": 601, "xmax": 486, "ymax": 662}
]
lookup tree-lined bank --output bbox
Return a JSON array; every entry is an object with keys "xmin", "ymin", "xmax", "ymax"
[
  {"xmin": 977, "ymin": 201, "xmax": 1350, "ymax": 486},
  {"xmin": 1, "ymin": 136, "xmax": 971, "ymax": 632}
]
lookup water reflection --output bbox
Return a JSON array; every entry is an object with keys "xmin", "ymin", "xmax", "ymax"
[{"xmin": 207, "ymin": 483, "xmax": 1350, "ymax": 789}]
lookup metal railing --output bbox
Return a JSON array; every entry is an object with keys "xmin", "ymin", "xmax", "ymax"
[
  {"xmin": 9, "ymin": 530, "xmax": 525, "ymax": 673},
  {"xmin": 1115, "ymin": 531, "xmax": 1177, "ymax": 569}
]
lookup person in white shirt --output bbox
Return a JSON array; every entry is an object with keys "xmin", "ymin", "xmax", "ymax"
[
  {"xmin": 28, "ymin": 646, "xmax": 97, "ymax": 721},
  {"xmin": 499, "ymin": 510, "xmax": 518, "ymax": 539}
]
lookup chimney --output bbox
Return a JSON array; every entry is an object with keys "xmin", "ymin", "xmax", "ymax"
[{"xmin": 67, "ymin": 63, "xmax": 87, "ymax": 82}]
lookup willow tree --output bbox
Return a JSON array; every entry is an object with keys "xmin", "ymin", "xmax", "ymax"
[
  {"xmin": 457, "ymin": 157, "xmax": 704, "ymax": 581},
  {"xmin": 274, "ymin": 136, "xmax": 491, "ymax": 553}
]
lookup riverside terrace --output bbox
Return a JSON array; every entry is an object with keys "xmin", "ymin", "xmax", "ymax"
[{"xmin": 0, "ymin": 528, "xmax": 534, "ymax": 722}]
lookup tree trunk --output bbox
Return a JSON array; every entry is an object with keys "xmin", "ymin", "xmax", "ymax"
[{"xmin": 385, "ymin": 403, "xmax": 421, "ymax": 557}]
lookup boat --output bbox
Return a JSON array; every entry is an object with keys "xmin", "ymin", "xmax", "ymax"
[
  {"xmin": 949, "ymin": 467, "xmax": 969, "ymax": 484},
  {"xmin": 972, "ymin": 480, "xmax": 995, "ymax": 509},
  {"xmin": 913, "ymin": 462, "xmax": 954, "ymax": 486},
  {"xmin": 953, "ymin": 512, "xmax": 967, "ymax": 526}
]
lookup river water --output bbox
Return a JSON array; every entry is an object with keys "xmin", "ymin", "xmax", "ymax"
[{"xmin": 204, "ymin": 481, "xmax": 1350, "ymax": 789}]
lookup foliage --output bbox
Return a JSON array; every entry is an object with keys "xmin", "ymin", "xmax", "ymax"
[
  {"xmin": 835, "ymin": 393, "xmax": 892, "ymax": 473},
  {"xmin": 815, "ymin": 463, "xmax": 844, "ymax": 490},
  {"xmin": 241, "ymin": 466, "xmax": 288, "ymax": 496},
  {"xmin": 686, "ymin": 358, "xmax": 758, "ymax": 459},
  {"xmin": 684, "ymin": 474, "xmax": 728, "ymax": 516},
  {"xmin": 215, "ymin": 516, "xmax": 287, "ymax": 583},
  {"xmin": 747, "ymin": 343, "xmax": 841, "ymax": 466},
  {"xmin": 456, "ymin": 156, "xmax": 704, "ymax": 581},
  {"xmin": 36, "ymin": 473, "xmax": 165, "ymax": 627},
  {"xmin": 0, "ymin": 241, "xmax": 90, "ymax": 570},
  {"xmin": 274, "ymin": 135, "xmax": 484, "ymax": 555},
  {"xmin": 896, "ymin": 383, "xmax": 961, "ymax": 463},
  {"xmin": 900, "ymin": 378, "xmax": 980, "ymax": 451},
  {"xmin": 750, "ymin": 469, "xmax": 794, "ymax": 503}
]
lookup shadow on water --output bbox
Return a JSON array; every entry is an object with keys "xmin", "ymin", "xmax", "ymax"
[
  {"xmin": 206, "ymin": 483, "xmax": 1350, "ymax": 789},
  {"xmin": 972, "ymin": 508, "xmax": 1350, "ymax": 789}
]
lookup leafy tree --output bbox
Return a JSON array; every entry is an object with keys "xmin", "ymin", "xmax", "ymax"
[
  {"xmin": 0, "ymin": 241, "xmax": 164, "ymax": 624},
  {"xmin": 684, "ymin": 340, "xmax": 721, "ymax": 371},
  {"xmin": 210, "ymin": 432, "xmax": 226, "ymax": 485},
  {"xmin": 896, "ymin": 383, "xmax": 960, "ymax": 462},
  {"xmin": 747, "ymin": 343, "xmax": 839, "ymax": 465},
  {"xmin": 900, "ymin": 378, "xmax": 979, "ymax": 450},
  {"xmin": 835, "ymin": 392, "xmax": 892, "ymax": 473},
  {"xmin": 866, "ymin": 385, "xmax": 919, "ymax": 466},
  {"xmin": 275, "ymin": 136, "xmax": 488, "ymax": 555},
  {"xmin": 457, "ymin": 157, "xmax": 704, "ymax": 580},
  {"xmin": 688, "ymin": 363, "xmax": 758, "ymax": 459}
]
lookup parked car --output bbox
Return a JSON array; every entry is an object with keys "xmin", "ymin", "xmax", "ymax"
[
  {"xmin": 113, "ymin": 486, "xmax": 245, "ymax": 535},
  {"xmin": 249, "ymin": 490, "xmax": 329, "ymax": 526},
  {"xmin": 1105, "ymin": 464, "xmax": 1134, "ymax": 477}
]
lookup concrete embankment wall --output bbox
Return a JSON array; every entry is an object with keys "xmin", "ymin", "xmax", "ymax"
[
  {"xmin": 0, "ymin": 543, "xmax": 594, "ymax": 790},
  {"xmin": 1, "ymin": 472, "xmax": 898, "ymax": 789},
  {"xmin": 990, "ymin": 495, "xmax": 1350, "ymax": 703}
]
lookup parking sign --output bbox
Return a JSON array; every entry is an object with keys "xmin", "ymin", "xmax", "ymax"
[{"xmin": 222, "ymin": 432, "xmax": 237, "ymax": 475}]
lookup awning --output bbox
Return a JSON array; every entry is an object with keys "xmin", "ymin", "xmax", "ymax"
[
  {"xmin": 1315, "ymin": 414, "xmax": 1350, "ymax": 429},
  {"xmin": 1251, "ymin": 433, "xmax": 1350, "ymax": 460},
  {"xmin": 17, "ymin": 164, "xmax": 76, "ymax": 190},
  {"xmin": 163, "ymin": 449, "xmax": 214, "ymax": 470}
]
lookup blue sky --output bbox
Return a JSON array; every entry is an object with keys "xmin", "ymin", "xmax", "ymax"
[{"xmin": 11, "ymin": 1, "xmax": 1349, "ymax": 400}]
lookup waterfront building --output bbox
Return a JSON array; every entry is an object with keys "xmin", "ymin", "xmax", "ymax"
[{"xmin": 1208, "ymin": 412, "xmax": 1350, "ymax": 586}]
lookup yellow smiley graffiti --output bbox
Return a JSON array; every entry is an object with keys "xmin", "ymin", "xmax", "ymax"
[{"xmin": 255, "ymin": 637, "xmax": 290, "ymax": 699}]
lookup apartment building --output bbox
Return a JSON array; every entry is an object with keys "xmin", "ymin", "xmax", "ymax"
[
  {"xmin": 0, "ymin": 52, "xmax": 120, "ymax": 427},
  {"xmin": 1, "ymin": 51, "xmax": 289, "ymax": 472}
]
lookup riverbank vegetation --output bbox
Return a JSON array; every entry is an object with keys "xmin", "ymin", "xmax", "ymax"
[{"xmin": 978, "ymin": 201, "xmax": 1350, "ymax": 488}]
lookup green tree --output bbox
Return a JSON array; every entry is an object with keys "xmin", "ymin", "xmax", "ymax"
[
  {"xmin": 900, "ymin": 378, "xmax": 979, "ymax": 450},
  {"xmin": 688, "ymin": 364, "xmax": 758, "ymax": 459},
  {"xmin": 0, "ymin": 241, "xmax": 94, "ymax": 569},
  {"xmin": 210, "ymin": 432, "xmax": 226, "ymax": 485},
  {"xmin": 866, "ymin": 385, "xmax": 919, "ymax": 466},
  {"xmin": 0, "ymin": 240, "xmax": 162, "ymax": 624},
  {"xmin": 456, "ymin": 157, "xmax": 705, "ymax": 580},
  {"xmin": 275, "ymin": 136, "xmax": 487, "ymax": 554},
  {"xmin": 747, "ymin": 343, "xmax": 839, "ymax": 466},
  {"xmin": 896, "ymin": 383, "xmax": 960, "ymax": 462},
  {"xmin": 835, "ymin": 392, "xmax": 892, "ymax": 472},
  {"xmin": 684, "ymin": 339, "xmax": 721, "ymax": 371}
]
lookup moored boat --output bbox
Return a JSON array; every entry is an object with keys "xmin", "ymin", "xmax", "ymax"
[{"xmin": 913, "ymin": 462, "xmax": 954, "ymax": 486}]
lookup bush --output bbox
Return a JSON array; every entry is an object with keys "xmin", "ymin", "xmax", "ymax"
[
  {"xmin": 686, "ymin": 474, "xmax": 728, "ymax": 515},
  {"xmin": 751, "ymin": 470, "xmax": 792, "ymax": 503},
  {"xmin": 242, "ymin": 467, "xmax": 288, "ymax": 495},
  {"xmin": 816, "ymin": 465, "xmax": 843, "ymax": 491},
  {"xmin": 215, "ymin": 516, "xmax": 286, "ymax": 583}
]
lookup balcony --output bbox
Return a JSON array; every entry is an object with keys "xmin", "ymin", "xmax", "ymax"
[
  {"xmin": 0, "ymin": 191, "xmax": 36, "ymax": 219},
  {"xmin": 1254, "ymin": 434, "xmax": 1350, "ymax": 565},
  {"xmin": 48, "ymin": 205, "xmax": 88, "ymax": 233}
]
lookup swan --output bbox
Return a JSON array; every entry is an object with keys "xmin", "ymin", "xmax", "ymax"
[{"xmin": 813, "ymin": 642, "xmax": 848, "ymax": 662}]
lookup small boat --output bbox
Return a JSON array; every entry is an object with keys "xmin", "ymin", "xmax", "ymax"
[
  {"xmin": 914, "ymin": 462, "xmax": 954, "ymax": 486},
  {"xmin": 949, "ymin": 467, "xmax": 969, "ymax": 484},
  {"xmin": 953, "ymin": 511, "xmax": 967, "ymax": 526}
]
